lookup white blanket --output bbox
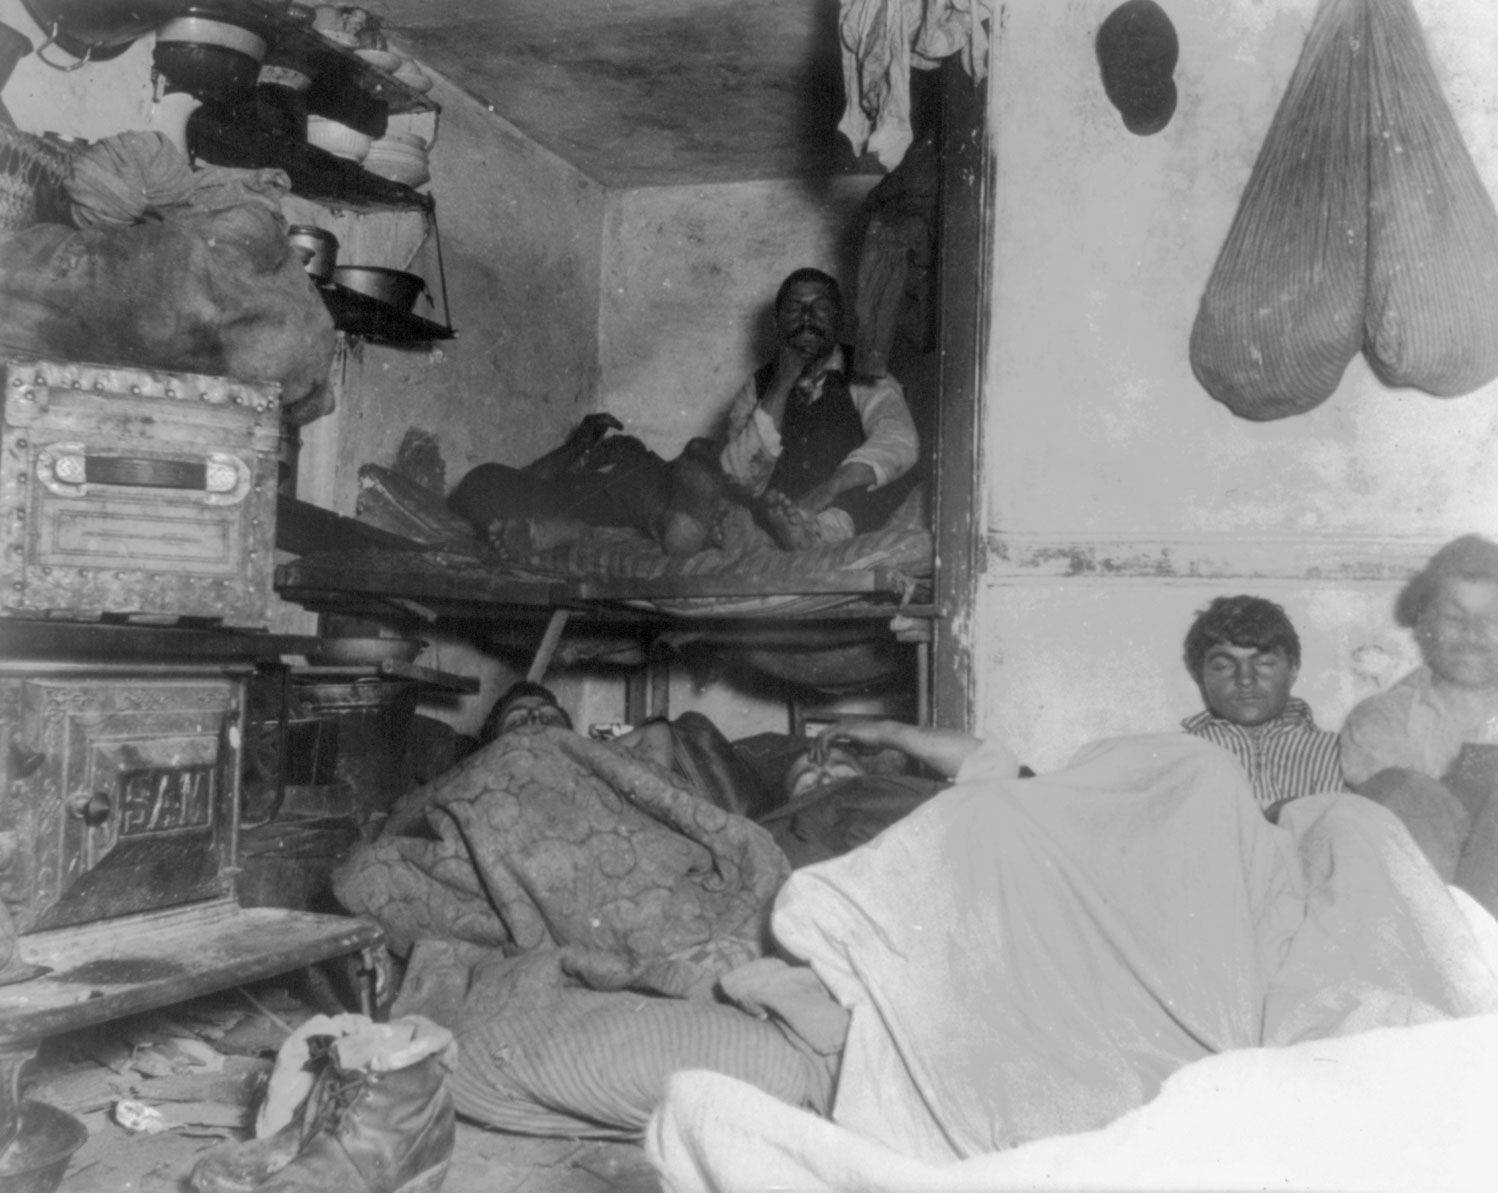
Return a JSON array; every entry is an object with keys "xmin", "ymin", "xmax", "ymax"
[{"xmin": 647, "ymin": 733, "xmax": 1498, "ymax": 1190}]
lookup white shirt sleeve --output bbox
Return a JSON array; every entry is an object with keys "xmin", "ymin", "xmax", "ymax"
[
  {"xmin": 843, "ymin": 374, "xmax": 919, "ymax": 488},
  {"xmin": 718, "ymin": 378, "xmax": 780, "ymax": 498},
  {"xmin": 955, "ymin": 736, "xmax": 1023, "ymax": 784},
  {"xmin": 717, "ymin": 361, "xmax": 920, "ymax": 497}
]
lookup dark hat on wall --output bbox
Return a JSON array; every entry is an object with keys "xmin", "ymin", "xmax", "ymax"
[{"xmin": 1096, "ymin": 0, "xmax": 1179, "ymax": 136}]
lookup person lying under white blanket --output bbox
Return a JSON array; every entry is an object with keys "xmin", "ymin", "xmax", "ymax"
[{"xmin": 646, "ymin": 724, "xmax": 1498, "ymax": 1192}]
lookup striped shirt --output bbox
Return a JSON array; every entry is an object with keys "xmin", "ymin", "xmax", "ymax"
[{"xmin": 1182, "ymin": 698, "xmax": 1347, "ymax": 812}]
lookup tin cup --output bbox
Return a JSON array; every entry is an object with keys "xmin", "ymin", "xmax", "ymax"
[{"xmin": 287, "ymin": 225, "xmax": 339, "ymax": 284}]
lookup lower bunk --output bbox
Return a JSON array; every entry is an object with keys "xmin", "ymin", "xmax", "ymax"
[{"xmin": 317, "ymin": 724, "xmax": 1498, "ymax": 1190}]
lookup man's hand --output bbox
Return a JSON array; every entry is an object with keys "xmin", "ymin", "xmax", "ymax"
[
  {"xmin": 798, "ymin": 462, "xmax": 877, "ymax": 515},
  {"xmin": 810, "ymin": 719, "xmax": 904, "ymax": 762},
  {"xmin": 760, "ymin": 346, "xmax": 814, "ymax": 424},
  {"xmin": 568, "ymin": 412, "xmax": 624, "ymax": 451},
  {"xmin": 813, "ymin": 719, "xmax": 989, "ymax": 780}
]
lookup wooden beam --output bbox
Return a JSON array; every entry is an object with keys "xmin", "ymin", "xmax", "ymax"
[{"xmin": 525, "ymin": 609, "xmax": 570, "ymax": 683}]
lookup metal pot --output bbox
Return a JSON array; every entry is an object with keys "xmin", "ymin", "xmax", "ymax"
[
  {"xmin": 17, "ymin": 0, "xmax": 166, "ymax": 63},
  {"xmin": 156, "ymin": 9, "xmax": 270, "ymax": 60},
  {"xmin": 287, "ymin": 225, "xmax": 338, "ymax": 283},
  {"xmin": 153, "ymin": 8, "xmax": 271, "ymax": 102},
  {"xmin": 331, "ymin": 265, "xmax": 427, "ymax": 312},
  {"xmin": 0, "ymin": 1101, "xmax": 88, "ymax": 1193}
]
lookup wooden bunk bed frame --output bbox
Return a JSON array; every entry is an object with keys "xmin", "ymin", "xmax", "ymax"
[{"xmin": 275, "ymin": 544, "xmax": 938, "ymax": 725}]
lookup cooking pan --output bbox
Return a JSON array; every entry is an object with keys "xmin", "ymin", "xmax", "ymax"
[
  {"xmin": 309, "ymin": 636, "xmax": 426, "ymax": 666},
  {"xmin": 331, "ymin": 266, "xmax": 427, "ymax": 313},
  {"xmin": 288, "ymin": 225, "xmax": 338, "ymax": 283}
]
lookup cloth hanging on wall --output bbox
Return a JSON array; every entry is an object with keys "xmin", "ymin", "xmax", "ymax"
[
  {"xmin": 1190, "ymin": 0, "xmax": 1498, "ymax": 421},
  {"xmin": 838, "ymin": 0, "xmax": 992, "ymax": 170}
]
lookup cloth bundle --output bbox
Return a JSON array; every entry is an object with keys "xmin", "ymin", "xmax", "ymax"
[
  {"xmin": 67, "ymin": 131, "xmax": 198, "ymax": 227},
  {"xmin": 838, "ymin": 0, "xmax": 993, "ymax": 169},
  {"xmin": 1190, "ymin": 0, "xmax": 1498, "ymax": 420},
  {"xmin": 0, "ymin": 202, "xmax": 335, "ymax": 421}
]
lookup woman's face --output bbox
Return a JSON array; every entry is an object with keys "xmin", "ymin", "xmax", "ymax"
[{"xmin": 1416, "ymin": 576, "xmax": 1498, "ymax": 690}]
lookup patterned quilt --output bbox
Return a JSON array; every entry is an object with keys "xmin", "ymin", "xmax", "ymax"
[{"xmin": 334, "ymin": 725, "xmax": 789, "ymax": 999}]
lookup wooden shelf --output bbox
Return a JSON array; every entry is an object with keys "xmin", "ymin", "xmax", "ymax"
[
  {"xmin": 238, "ymin": 0, "xmax": 438, "ymax": 119},
  {"xmin": 187, "ymin": 103, "xmax": 432, "ymax": 213},
  {"xmin": 0, "ymin": 900, "xmax": 382, "ymax": 1044},
  {"xmin": 22, "ymin": 1, "xmax": 436, "ymax": 113}
]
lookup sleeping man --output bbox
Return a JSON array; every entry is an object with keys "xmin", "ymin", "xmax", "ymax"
[{"xmin": 717, "ymin": 267, "xmax": 922, "ymax": 550}]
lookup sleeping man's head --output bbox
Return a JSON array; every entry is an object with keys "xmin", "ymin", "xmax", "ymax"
[
  {"xmin": 783, "ymin": 742, "xmax": 869, "ymax": 801},
  {"xmin": 481, "ymin": 681, "xmax": 573, "ymax": 743},
  {"xmin": 1183, "ymin": 595, "xmax": 1302, "ymax": 729}
]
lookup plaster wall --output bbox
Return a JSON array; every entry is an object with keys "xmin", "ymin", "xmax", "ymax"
[
  {"xmin": 0, "ymin": 1, "xmax": 154, "ymax": 138},
  {"xmin": 301, "ymin": 76, "xmax": 609, "ymax": 513},
  {"xmin": 976, "ymin": 0, "xmax": 1498, "ymax": 770},
  {"xmin": 597, "ymin": 177, "xmax": 877, "ymax": 456}
]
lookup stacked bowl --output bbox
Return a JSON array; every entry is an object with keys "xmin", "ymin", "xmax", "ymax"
[
  {"xmin": 306, "ymin": 114, "xmax": 371, "ymax": 162},
  {"xmin": 361, "ymin": 131, "xmax": 429, "ymax": 187}
]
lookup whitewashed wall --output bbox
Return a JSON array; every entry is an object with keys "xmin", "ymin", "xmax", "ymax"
[
  {"xmin": 0, "ymin": 1, "xmax": 154, "ymax": 137},
  {"xmin": 597, "ymin": 176, "xmax": 876, "ymax": 455},
  {"xmin": 976, "ymin": 0, "xmax": 1498, "ymax": 770}
]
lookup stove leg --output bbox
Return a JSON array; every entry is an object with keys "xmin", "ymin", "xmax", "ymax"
[{"xmin": 0, "ymin": 1036, "xmax": 38, "ymax": 1154}]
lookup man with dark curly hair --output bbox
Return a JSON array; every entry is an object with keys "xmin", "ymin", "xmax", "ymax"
[{"xmin": 1180, "ymin": 594, "xmax": 1345, "ymax": 816}]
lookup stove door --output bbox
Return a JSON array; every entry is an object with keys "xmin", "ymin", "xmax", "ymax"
[{"xmin": 1, "ymin": 675, "xmax": 240, "ymax": 933}]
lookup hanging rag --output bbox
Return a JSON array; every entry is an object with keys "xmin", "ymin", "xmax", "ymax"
[{"xmin": 838, "ymin": 0, "xmax": 993, "ymax": 170}]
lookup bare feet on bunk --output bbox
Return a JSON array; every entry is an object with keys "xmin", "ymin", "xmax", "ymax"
[
  {"xmin": 485, "ymin": 516, "xmax": 587, "ymax": 558},
  {"xmin": 657, "ymin": 440, "xmax": 728, "ymax": 557},
  {"xmin": 656, "ymin": 510, "xmax": 712, "ymax": 558},
  {"xmin": 762, "ymin": 489, "xmax": 825, "ymax": 551}
]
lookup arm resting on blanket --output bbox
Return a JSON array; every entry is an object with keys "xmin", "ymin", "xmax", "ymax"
[{"xmin": 811, "ymin": 719, "xmax": 1017, "ymax": 781}]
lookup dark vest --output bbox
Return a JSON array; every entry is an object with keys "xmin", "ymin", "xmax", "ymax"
[{"xmin": 755, "ymin": 346, "xmax": 865, "ymax": 501}]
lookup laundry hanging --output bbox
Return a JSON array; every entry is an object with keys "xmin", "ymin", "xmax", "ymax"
[
  {"xmin": 1190, "ymin": 0, "xmax": 1498, "ymax": 421},
  {"xmin": 838, "ymin": 0, "xmax": 993, "ymax": 170}
]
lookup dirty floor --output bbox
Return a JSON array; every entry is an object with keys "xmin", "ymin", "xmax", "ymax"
[{"xmin": 22, "ymin": 975, "xmax": 662, "ymax": 1193}]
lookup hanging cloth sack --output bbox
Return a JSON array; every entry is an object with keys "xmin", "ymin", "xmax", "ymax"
[
  {"xmin": 1362, "ymin": 0, "xmax": 1498, "ymax": 396},
  {"xmin": 1191, "ymin": 0, "xmax": 1498, "ymax": 421},
  {"xmin": 1189, "ymin": 0, "xmax": 1370, "ymax": 421}
]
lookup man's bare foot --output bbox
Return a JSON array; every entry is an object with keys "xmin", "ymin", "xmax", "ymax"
[
  {"xmin": 485, "ymin": 516, "xmax": 586, "ymax": 558},
  {"xmin": 657, "ymin": 510, "xmax": 710, "ymax": 557},
  {"xmin": 762, "ymin": 490, "xmax": 823, "ymax": 551}
]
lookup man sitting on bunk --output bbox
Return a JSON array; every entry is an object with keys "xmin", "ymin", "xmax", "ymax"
[
  {"xmin": 716, "ymin": 267, "xmax": 922, "ymax": 550},
  {"xmin": 1180, "ymin": 594, "xmax": 1346, "ymax": 817}
]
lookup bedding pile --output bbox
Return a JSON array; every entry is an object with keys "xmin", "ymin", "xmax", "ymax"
[
  {"xmin": 334, "ymin": 725, "xmax": 829, "ymax": 1138},
  {"xmin": 646, "ymin": 732, "xmax": 1498, "ymax": 1189}
]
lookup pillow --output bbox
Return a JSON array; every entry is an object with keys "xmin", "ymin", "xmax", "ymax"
[
  {"xmin": 395, "ymin": 945, "xmax": 832, "ymax": 1139},
  {"xmin": 356, "ymin": 464, "xmax": 477, "ymax": 545}
]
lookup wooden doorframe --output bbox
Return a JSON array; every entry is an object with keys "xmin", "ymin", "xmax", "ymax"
[{"xmin": 931, "ymin": 56, "xmax": 992, "ymax": 732}]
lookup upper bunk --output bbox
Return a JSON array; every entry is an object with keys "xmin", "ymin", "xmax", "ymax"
[{"xmin": 272, "ymin": 467, "xmax": 937, "ymax": 634}]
